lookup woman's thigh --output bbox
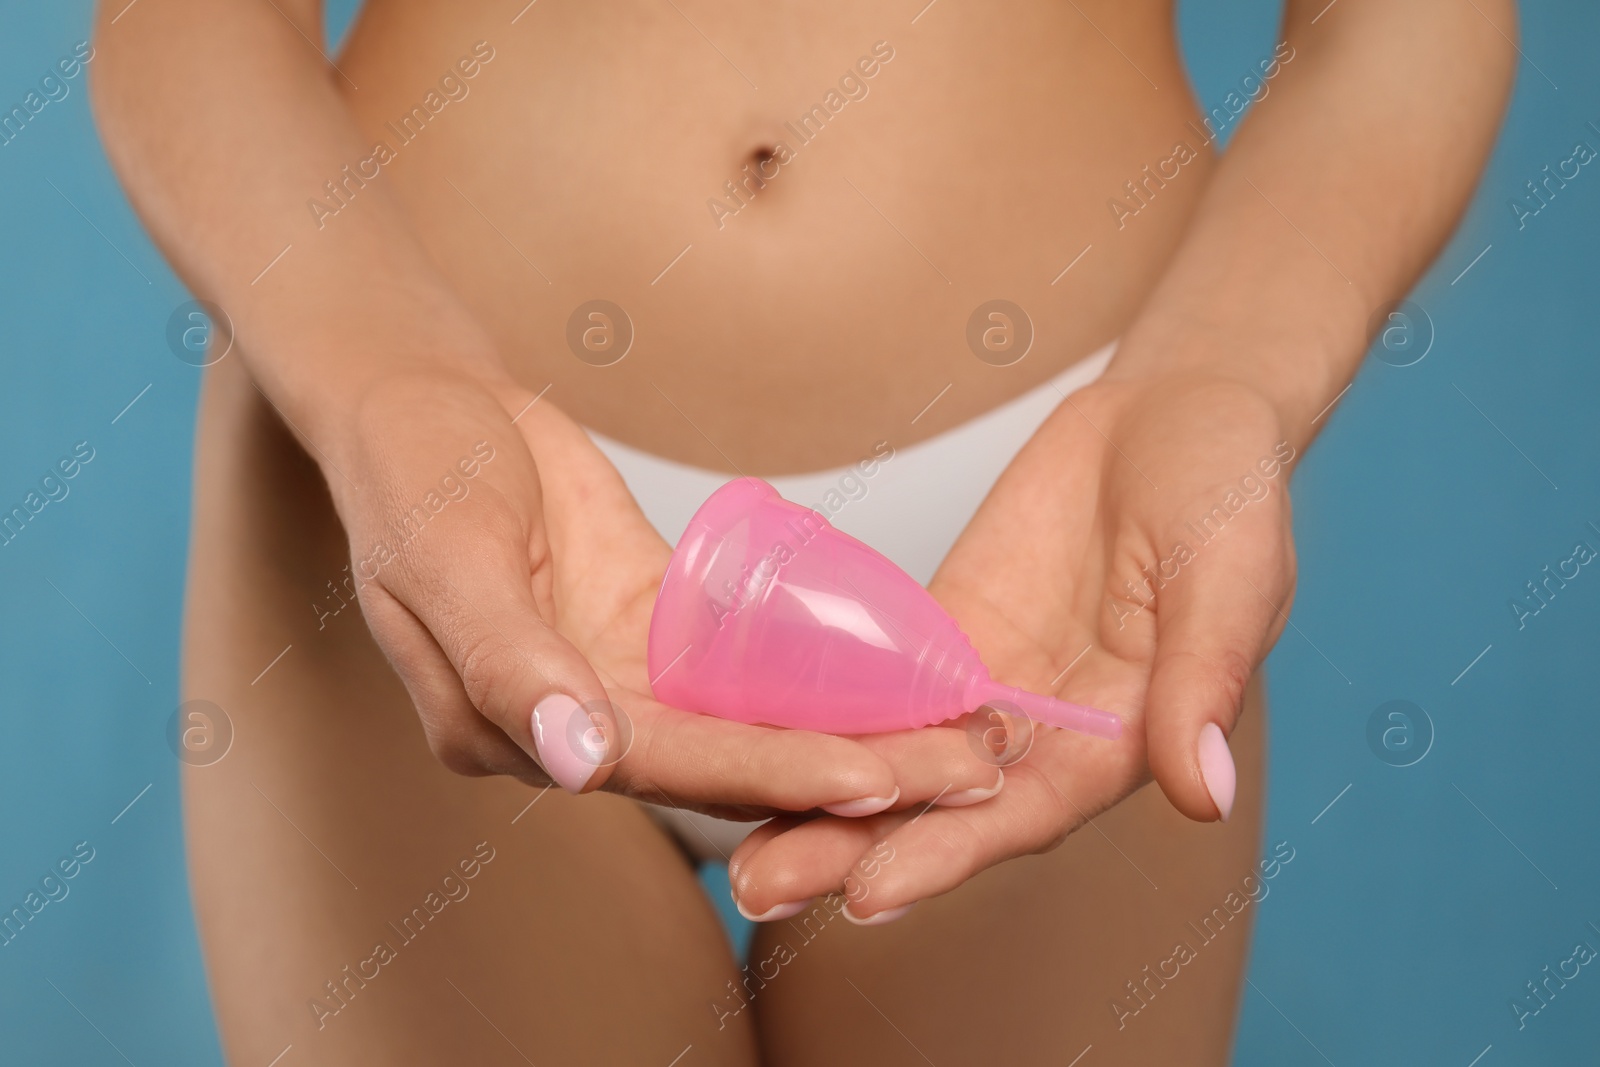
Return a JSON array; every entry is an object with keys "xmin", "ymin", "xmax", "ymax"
[
  {"xmin": 751, "ymin": 679, "xmax": 1269, "ymax": 1066},
  {"xmin": 181, "ymin": 356, "xmax": 756, "ymax": 1066}
]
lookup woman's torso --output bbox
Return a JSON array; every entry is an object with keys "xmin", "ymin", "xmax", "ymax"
[{"xmin": 334, "ymin": 0, "xmax": 1212, "ymax": 473}]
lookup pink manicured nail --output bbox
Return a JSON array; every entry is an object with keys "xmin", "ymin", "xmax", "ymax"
[
  {"xmin": 822, "ymin": 788, "xmax": 899, "ymax": 818},
  {"xmin": 735, "ymin": 898, "xmax": 812, "ymax": 923},
  {"xmin": 843, "ymin": 903, "xmax": 914, "ymax": 926},
  {"xmin": 939, "ymin": 771, "xmax": 1004, "ymax": 807},
  {"xmin": 1197, "ymin": 722, "xmax": 1236, "ymax": 822},
  {"xmin": 531, "ymin": 694, "xmax": 605, "ymax": 794}
]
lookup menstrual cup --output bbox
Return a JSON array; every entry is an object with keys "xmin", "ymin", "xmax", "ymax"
[{"xmin": 646, "ymin": 478, "xmax": 1121, "ymax": 740}]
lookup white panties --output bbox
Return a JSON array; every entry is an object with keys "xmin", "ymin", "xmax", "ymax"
[{"xmin": 586, "ymin": 339, "xmax": 1116, "ymax": 861}]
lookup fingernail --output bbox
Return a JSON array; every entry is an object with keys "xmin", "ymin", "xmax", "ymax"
[
  {"xmin": 843, "ymin": 903, "xmax": 914, "ymax": 926},
  {"xmin": 938, "ymin": 770, "xmax": 1004, "ymax": 808},
  {"xmin": 735, "ymin": 898, "xmax": 812, "ymax": 923},
  {"xmin": 531, "ymin": 694, "xmax": 604, "ymax": 794},
  {"xmin": 1197, "ymin": 722, "xmax": 1236, "ymax": 822},
  {"xmin": 823, "ymin": 788, "xmax": 899, "ymax": 818}
]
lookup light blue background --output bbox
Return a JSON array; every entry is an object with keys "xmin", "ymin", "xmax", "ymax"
[{"xmin": 0, "ymin": 1, "xmax": 1595, "ymax": 1063}]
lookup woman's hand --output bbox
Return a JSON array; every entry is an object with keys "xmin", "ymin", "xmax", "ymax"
[
  {"xmin": 513, "ymin": 381, "xmax": 1008, "ymax": 822},
  {"xmin": 728, "ymin": 370, "xmax": 1297, "ymax": 919},
  {"xmin": 328, "ymin": 368, "xmax": 1003, "ymax": 822},
  {"xmin": 721, "ymin": 0, "xmax": 1520, "ymax": 924}
]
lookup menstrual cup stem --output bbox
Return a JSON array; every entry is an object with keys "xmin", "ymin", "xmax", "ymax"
[{"xmin": 974, "ymin": 681, "xmax": 1122, "ymax": 741}]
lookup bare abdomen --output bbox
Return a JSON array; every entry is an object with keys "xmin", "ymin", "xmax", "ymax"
[{"xmin": 335, "ymin": 0, "xmax": 1210, "ymax": 472}]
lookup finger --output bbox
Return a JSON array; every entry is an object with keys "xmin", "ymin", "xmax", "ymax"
[
  {"xmin": 727, "ymin": 815, "xmax": 803, "ymax": 884},
  {"xmin": 730, "ymin": 731, "xmax": 1127, "ymax": 920},
  {"xmin": 360, "ymin": 581, "xmax": 555, "ymax": 788},
  {"xmin": 728, "ymin": 757, "xmax": 1055, "ymax": 921},
  {"xmin": 851, "ymin": 726, "xmax": 1005, "ymax": 808},
  {"xmin": 822, "ymin": 765, "xmax": 1085, "ymax": 919},
  {"xmin": 606, "ymin": 706, "xmax": 901, "ymax": 815},
  {"xmin": 728, "ymin": 813, "xmax": 894, "ymax": 921},
  {"xmin": 385, "ymin": 491, "xmax": 620, "ymax": 795},
  {"xmin": 1143, "ymin": 532, "xmax": 1289, "ymax": 822}
]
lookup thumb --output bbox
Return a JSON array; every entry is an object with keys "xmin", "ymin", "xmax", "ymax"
[
  {"xmin": 376, "ymin": 491, "xmax": 620, "ymax": 796},
  {"xmin": 1143, "ymin": 540, "xmax": 1288, "ymax": 822}
]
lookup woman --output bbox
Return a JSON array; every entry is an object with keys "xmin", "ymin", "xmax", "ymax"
[{"xmin": 92, "ymin": 0, "xmax": 1512, "ymax": 1063}]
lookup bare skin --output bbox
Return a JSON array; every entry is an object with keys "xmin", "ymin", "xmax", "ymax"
[
  {"xmin": 90, "ymin": 0, "xmax": 1513, "ymax": 1062},
  {"xmin": 182, "ymin": 348, "xmax": 1265, "ymax": 1063},
  {"xmin": 331, "ymin": 0, "xmax": 1206, "ymax": 473}
]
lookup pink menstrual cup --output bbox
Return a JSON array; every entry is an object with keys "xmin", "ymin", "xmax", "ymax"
[{"xmin": 646, "ymin": 478, "xmax": 1121, "ymax": 740}]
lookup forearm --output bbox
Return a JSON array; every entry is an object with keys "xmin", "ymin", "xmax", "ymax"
[
  {"xmin": 1107, "ymin": 0, "xmax": 1517, "ymax": 444},
  {"xmin": 91, "ymin": 0, "xmax": 505, "ymax": 449}
]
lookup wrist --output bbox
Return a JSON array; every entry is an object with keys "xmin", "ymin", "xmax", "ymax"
[
  {"xmin": 306, "ymin": 362, "xmax": 532, "ymax": 523},
  {"xmin": 1103, "ymin": 307, "xmax": 1359, "ymax": 450},
  {"xmin": 240, "ymin": 299, "xmax": 513, "ymax": 457}
]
